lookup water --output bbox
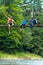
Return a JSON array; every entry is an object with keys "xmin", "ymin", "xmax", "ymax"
[{"xmin": 0, "ymin": 59, "xmax": 43, "ymax": 65}]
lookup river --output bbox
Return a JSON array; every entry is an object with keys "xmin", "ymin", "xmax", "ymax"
[{"xmin": 0, "ymin": 59, "xmax": 43, "ymax": 65}]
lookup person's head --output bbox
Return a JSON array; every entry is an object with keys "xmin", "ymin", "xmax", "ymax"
[
  {"xmin": 23, "ymin": 18, "xmax": 26, "ymax": 20},
  {"xmin": 8, "ymin": 16, "xmax": 12, "ymax": 19},
  {"xmin": 31, "ymin": 16, "xmax": 35, "ymax": 20},
  {"xmin": 10, "ymin": 16, "xmax": 12, "ymax": 19}
]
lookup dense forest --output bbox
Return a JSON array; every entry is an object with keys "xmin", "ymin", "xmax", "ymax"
[{"xmin": 0, "ymin": 0, "xmax": 43, "ymax": 57}]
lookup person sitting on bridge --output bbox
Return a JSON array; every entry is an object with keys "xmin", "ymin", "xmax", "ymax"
[
  {"xmin": 20, "ymin": 18, "xmax": 27, "ymax": 29},
  {"xmin": 29, "ymin": 17, "xmax": 38, "ymax": 29},
  {"xmin": 8, "ymin": 16, "xmax": 14, "ymax": 34}
]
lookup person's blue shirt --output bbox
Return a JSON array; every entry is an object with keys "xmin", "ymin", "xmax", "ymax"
[
  {"xmin": 29, "ymin": 18, "xmax": 38, "ymax": 29},
  {"xmin": 21, "ymin": 20, "xmax": 27, "ymax": 25}
]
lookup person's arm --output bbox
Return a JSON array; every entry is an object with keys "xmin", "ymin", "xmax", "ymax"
[
  {"xmin": 29, "ymin": 18, "xmax": 31, "ymax": 22},
  {"xmin": 35, "ymin": 19, "xmax": 38, "ymax": 23},
  {"xmin": 8, "ymin": 18, "xmax": 14, "ymax": 25},
  {"xmin": 12, "ymin": 19, "xmax": 14, "ymax": 22}
]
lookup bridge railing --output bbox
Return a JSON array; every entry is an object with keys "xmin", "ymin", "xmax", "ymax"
[{"xmin": 0, "ymin": 24, "xmax": 43, "ymax": 27}]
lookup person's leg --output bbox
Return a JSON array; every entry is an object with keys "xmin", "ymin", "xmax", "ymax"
[
  {"xmin": 30, "ymin": 23, "xmax": 33, "ymax": 29},
  {"xmin": 8, "ymin": 24, "xmax": 10, "ymax": 34},
  {"xmin": 23, "ymin": 24, "xmax": 26, "ymax": 28},
  {"xmin": 20, "ymin": 24, "xmax": 23, "ymax": 31},
  {"xmin": 20, "ymin": 24, "xmax": 22, "ymax": 29}
]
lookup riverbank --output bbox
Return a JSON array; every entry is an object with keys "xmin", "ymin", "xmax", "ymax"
[{"xmin": 0, "ymin": 51, "xmax": 42, "ymax": 60}]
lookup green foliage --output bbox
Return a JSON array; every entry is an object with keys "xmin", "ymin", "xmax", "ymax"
[
  {"xmin": 0, "ymin": 0, "xmax": 23, "ymax": 53},
  {"xmin": 22, "ymin": 27, "xmax": 43, "ymax": 57},
  {"xmin": 0, "ymin": 0, "xmax": 43, "ymax": 57}
]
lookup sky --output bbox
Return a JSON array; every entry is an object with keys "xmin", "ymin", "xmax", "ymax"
[
  {"xmin": 24, "ymin": 0, "xmax": 43, "ymax": 9},
  {"xmin": 41, "ymin": 2, "xmax": 43, "ymax": 8}
]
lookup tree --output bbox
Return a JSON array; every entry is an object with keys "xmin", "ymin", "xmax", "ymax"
[
  {"xmin": 20, "ymin": 0, "xmax": 43, "ymax": 57},
  {"xmin": 21, "ymin": 0, "xmax": 42, "ymax": 18},
  {"xmin": 0, "ymin": 0, "xmax": 23, "ymax": 53}
]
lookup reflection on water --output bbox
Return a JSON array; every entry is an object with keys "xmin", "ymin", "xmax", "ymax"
[{"xmin": 0, "ymin": 59, "xmax": 43, "ymax": 65}]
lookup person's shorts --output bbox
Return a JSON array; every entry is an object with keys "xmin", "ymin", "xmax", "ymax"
[
  {"xmin": 20, "ymin": 24, "xmax": 26, "ymax": 28},
  {"xmin": 8, "ymin": 23, "xmax": 12, "ymax": 25},
  {"xmin": 8, "ymin": 23, "xmax": 14, "ymax": 26}
]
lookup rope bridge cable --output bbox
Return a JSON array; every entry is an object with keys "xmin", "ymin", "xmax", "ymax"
[
  {"xmin": 0, "ymin": 25, "xmax": 8, "ymax": 27},
  {"xmin": 26, "ymin": 24, "xmax": 43, "ymax": 27},
  {"xmin": 0, "ymin": 24, "xmax": 43, "ymax": 27}
]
